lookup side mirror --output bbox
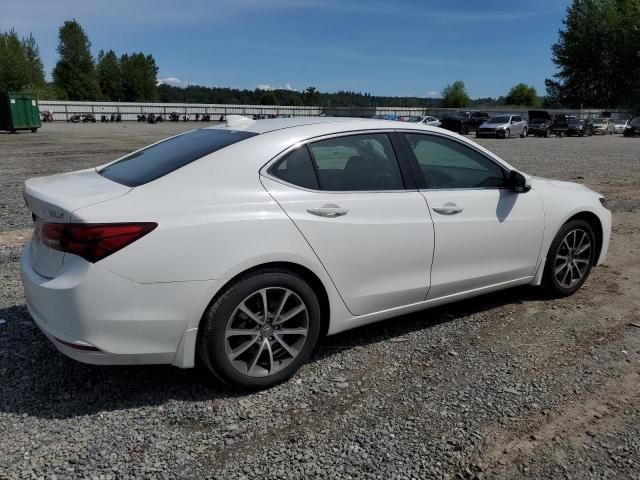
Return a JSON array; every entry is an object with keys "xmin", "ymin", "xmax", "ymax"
[{"xmin": 507, "ymin": 170, "xmax": 531, "ymax": 193}]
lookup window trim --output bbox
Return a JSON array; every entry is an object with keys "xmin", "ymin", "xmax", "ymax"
[
  {"xmin": 263, "ymin": 129, "xmax": 416, "ymax": 194},
  {"xmin": 395, "ymin": 130, "xmax": 510, "ymax": 191}
]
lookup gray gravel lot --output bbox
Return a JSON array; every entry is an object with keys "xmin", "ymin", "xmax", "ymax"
[{"xmin": 0, "ymin": 123, "xmax": 639, "ymax": 479}]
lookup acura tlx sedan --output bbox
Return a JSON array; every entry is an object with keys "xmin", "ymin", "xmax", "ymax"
[{"xmin": 21, "ymin": 116, "xmax": 611, "ymax": 388}]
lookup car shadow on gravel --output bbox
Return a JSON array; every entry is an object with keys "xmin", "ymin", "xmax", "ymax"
[{"xmin": 0, "ymin": 286, "xmax": 548, "ymax": 419}]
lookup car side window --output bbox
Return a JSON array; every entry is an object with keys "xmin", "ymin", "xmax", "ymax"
[
  {"xmin": 271, "ymin": 145, "xmax": 319, "ymax": 190},
  {"xmin": 513, "ymin": 116, "xmax": 522, "ymax": 122},
  {"xmin": 308, "ymin": 133, "xmax": 404, "ymax": 191},
  {"xmin": 404, "ymin": 133, "xmax": 506, "ymax": 189}
]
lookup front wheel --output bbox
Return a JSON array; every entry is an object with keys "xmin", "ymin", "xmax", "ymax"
[
  {"xmin": 198, "ymin": 269, "xmax": 321, "ymax": 389},
  {"xmin": 503, "ymin": 129, "xmax": 510, "ymax": 139},
  {"xmin": 520, "ymin": 128, "xmax": 527, "ymax": 138},
  {"xmin": 542, "ymin": 220, "xmax": 596, "ymax": 297}
]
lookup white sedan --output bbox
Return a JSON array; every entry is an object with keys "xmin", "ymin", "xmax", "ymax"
[
  {"xmin": 407, "ymin": 115, "xmax": 441, "ymax": 127},
  {"xmin": 21, "ymin": 116, "xmax": 611, "ymax": 388}
]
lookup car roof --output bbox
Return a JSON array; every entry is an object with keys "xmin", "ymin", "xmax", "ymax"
[{"xmin": 203, "ymin": 116, "xmax": 419, "ymax": 134}]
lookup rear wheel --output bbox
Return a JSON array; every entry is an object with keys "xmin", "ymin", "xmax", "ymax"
[
  {"xmin": 544, "ymin": 128, "xmax": 551, "ymax": 138},
  {"xmin": 198, "ymin": 269, "xmax": 321, "ymax": 389},
  {"xmin": 542, "ymin": 220, "xmax": 596, "ymax": 297},
  {"xmin": 459, "ymin": 125, "xmax": 468, "ymax": 135},
  {"xmin": 520, "ymin": 128, "xmax": 527, "ymax": 138}
]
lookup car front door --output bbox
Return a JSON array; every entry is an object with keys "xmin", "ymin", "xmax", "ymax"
[
  {"xmin": 512, "ymin": 116, "xmax": 524, "ymax": 135},
  {"xmin": 261, "ymin": 132, "xmax": 435, "ymax": 316},
  {"xmin": 400, "ymin": 131, "xmax": 545, "ymax": 299}
]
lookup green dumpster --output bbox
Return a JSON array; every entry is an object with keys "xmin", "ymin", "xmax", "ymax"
[{"xmin": 0, "ymin": 92, "xmax": 41, "ymax": 133}]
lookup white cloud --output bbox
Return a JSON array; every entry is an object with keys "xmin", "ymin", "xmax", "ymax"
[
  {"xmin": 157, "ymin": 77, "xmax": 190, "ymax": 88},
  {"xmin": 427, "ymin": 90, "xmax": 440, "ymax": 97},
  {"xmin": 257, "ymin": 83, "xmax": 296, "ymax": 91}
]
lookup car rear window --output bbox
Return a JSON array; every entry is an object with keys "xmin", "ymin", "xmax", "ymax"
[{"xmin": 99, "ymin": 129, "xmax": 258, "ymax": 187}]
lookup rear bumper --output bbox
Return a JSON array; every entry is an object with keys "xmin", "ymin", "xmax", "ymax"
[{"xmin": 21, "ymin": 242, "xmax": 221, "ymax": 368}]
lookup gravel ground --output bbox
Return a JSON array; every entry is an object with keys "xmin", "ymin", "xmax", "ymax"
[{"xmin": 0, "ymin": 123, "xmax": 639, "ymax": 479}]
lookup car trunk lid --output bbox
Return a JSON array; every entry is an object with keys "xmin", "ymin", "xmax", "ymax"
[{"xmin": 24, "ymin": 169, "xmax": 131, "ymax": 278}]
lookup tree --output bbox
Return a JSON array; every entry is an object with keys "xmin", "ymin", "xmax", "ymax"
[
  {"xmin": 22, "ymin": 33, "xmax": 45, "ymax": 89},
  {"xmin": 52, "ymin": 20, "xmax": 101, "ymax": 100},
  {"xmin": 303, "ymin": 86, "xmax": 320, "ymax": 106},
  {"xmin": 441, "ymin": 80, "xmax": 470, "ymax": 108},
  {"xmin": 548, "ymin": 0, "xmax": 640, "ymax": 108},
  {"xmin": 97, "ymin": 50, "xmax": 122, "ymax": 101},
  {"xmin": 259, "ymin": 91, "xmax": 277, "ymax": 105},
  {"xmin": 505, "ymin": 83, "xmax": 538, "ymax": 106},
  {"xmin": 0, "ymin": 30, "xmax": 30, "ymax": 91},
  {"xmin": 120, "ymin": 53, "xmax": 158, "ymax": 101}
]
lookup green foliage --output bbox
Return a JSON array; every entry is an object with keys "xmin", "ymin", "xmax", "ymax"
[
  {"xmin": 53, "ymin": 20, "xmax": 101, "ymax": 100},
  {"xmin": 549, "ymin": 0, "xmax": 640, "ymax": 109},
  {"xmin": 441, "ymin": 80, "xmax": 470, "ymax": 108},
  {"xmin": 505, "ymin": 83, "xmax": 538, "ymax": 106},
  {"xmin": 97, "ymin": 50, "xmax": 122, "ymax": 101},
  {"xmin": 259, "ymin": 90, "xmax": 277, "ymax": 105},
  {"xmin": 0, "ymin": 30, "xmax": 45, "ymax": 92},
  {"xmin": 120, "ymin": 53, "xmax": 158, "ymax": 101}
]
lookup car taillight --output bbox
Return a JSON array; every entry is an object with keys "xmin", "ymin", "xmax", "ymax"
[{"xmin": 41, "ymin": 222, "xmax": 157, "ymax": 263}]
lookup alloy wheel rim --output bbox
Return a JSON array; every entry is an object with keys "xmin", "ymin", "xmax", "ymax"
[
  {"xmin": 554, "ymin": 229, "xmax": 592, "ymax": 288},
  {"xmin": 224, "ymin": 287, "xmax": 309, "ymax": 377}
]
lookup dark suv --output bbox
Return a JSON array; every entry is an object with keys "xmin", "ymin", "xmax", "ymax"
[
  {"xmin": 528, "ymin": 110, "xmax": 574, "ymax": 137},
  {"xmin": 623, "ymin": 116, "xmax": 640, "ymax": 137},
  {"xmin": 440, "ymin": 111, "xmax": 489, "ymax": 134}
]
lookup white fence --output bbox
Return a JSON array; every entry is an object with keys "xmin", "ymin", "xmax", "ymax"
[
  {"xmin": 37, "ymin": 100, "xmax": 630, "ymax": 122},
  {"xmin": 38, "ymin": 100, "xmax": 322, "ymax": 121}
]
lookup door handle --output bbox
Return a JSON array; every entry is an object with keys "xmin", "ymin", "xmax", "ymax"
[
  {"xmin": 432, "ymin": 203, "xmax": 463, "ymax": 215},
  {"xmin": 307, "ymin": 204, "xmax": 349, "ymax": 218}
]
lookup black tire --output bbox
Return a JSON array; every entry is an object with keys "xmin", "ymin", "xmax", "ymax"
[
  {"xmin": 544, "ymin": 128, "xmax": 551, "ymax": 138},
  {"xmin": 198, "ymin": 268, "xmax": 321, "ymax": 389},
  {"xmin": 459, "ymin": 125, "xmax": 468, "ymax": 135},
  {"xmin": 30, "ymin": 128, "xmax": 37, "ymax": 133},
  {"xmin": 542, "ymin": 220, "xmax": 596, "ymax": 297},
  {"xmin": 504, "ymin": 129, "xmax": 510, "ymax": 139},
  {"xmin": 520, "ymin": 128, "xmax": 527, "ymax": 138}
]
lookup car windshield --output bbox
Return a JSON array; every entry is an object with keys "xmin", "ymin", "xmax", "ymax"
[
  {"xmin": 450, "ymin": 111, "xmax": 470, "ymax": 118},
  {"xmin": 631, "ymin": 117, "xmax": 640, "ymax": 126},
  {"xmin": 592, "ymin": 118, "xmax": 606, "ymax": 123},
  {"xmin": 487, "ymin": 116, "xmax": 510, "ymax": 123},
  {"xmin": 569, "ymin": 119, "xmax": 583, "ymax": 125},
  {"xmin": 406, "ymin": 116, "xmax": 422, "ymax": 122},
  {"xmin": 99, "ymin": 128, "xmax": 258, "ymax": 187}
]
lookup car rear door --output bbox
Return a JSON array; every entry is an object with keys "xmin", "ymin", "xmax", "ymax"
[
  {"xmin": 399, "ymin": 131, "xmax": 545, "ymax": 299},
  {"xmin": 261, "ymin": 131, "xmax": 435, "ymax": 316}
]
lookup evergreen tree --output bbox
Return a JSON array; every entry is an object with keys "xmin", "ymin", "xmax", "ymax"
[
  {"xmin": 0, "ymin": 30, "xmax": 30, "ymax": 91},
  {"xmin": 52, "ymin": 20, "xmax": 101, "ymax": 100},
  {"xmin": 97, "ymin": 50, "xmax": 122, "ymax": 100},
  {"xmin": 120, "ymin": 53, "xmax": 158, "ymax": 101},
  {"xmin": 549, "ymin": 0, "xmax": 640, "ymax": 108}
]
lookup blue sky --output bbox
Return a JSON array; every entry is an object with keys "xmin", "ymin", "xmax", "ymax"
[{"xmin": 1, "ymin": 0, "xmax": 571, "ymax": 98}]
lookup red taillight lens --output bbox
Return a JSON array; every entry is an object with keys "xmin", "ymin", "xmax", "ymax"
[{"xmin": 41, "ymin": 222, "xmax": 157, "ymax": 263}]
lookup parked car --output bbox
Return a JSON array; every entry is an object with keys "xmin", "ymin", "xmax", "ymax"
[
  {"xmin": 614, "ymin": 119, "xmax": 629, "ymax": 134},
  {"xmin": 623, "ymin": 116, "xmax": 640, "ymax": 136},
  {"xmin": 476, "ymin": 115, "xmax": 527, "ymax": 139},
  {"xmin": 372, "ymin": 114, "xmax": 402, "ymax": 121},
  {"xmin": 21, "ymin": 116, "xmax": 611, "ymax": 389},
  {"xmin": 567, "ymin": 118, "xmax": 593, "ymax": 137},
  {"xmin": 591, "ymin": 117, "xmax": 615, "ymax": 135},
  {"xmin": 527, "ymin": 110, "xmax": 571, "ymax": 137},
  {"xmin": 406, "ymin": 115, "xmax": 441, "ymax": 127},
  {"xmin": 440, "ymin": 111, "xmax": 489, "ymax": 134}
]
